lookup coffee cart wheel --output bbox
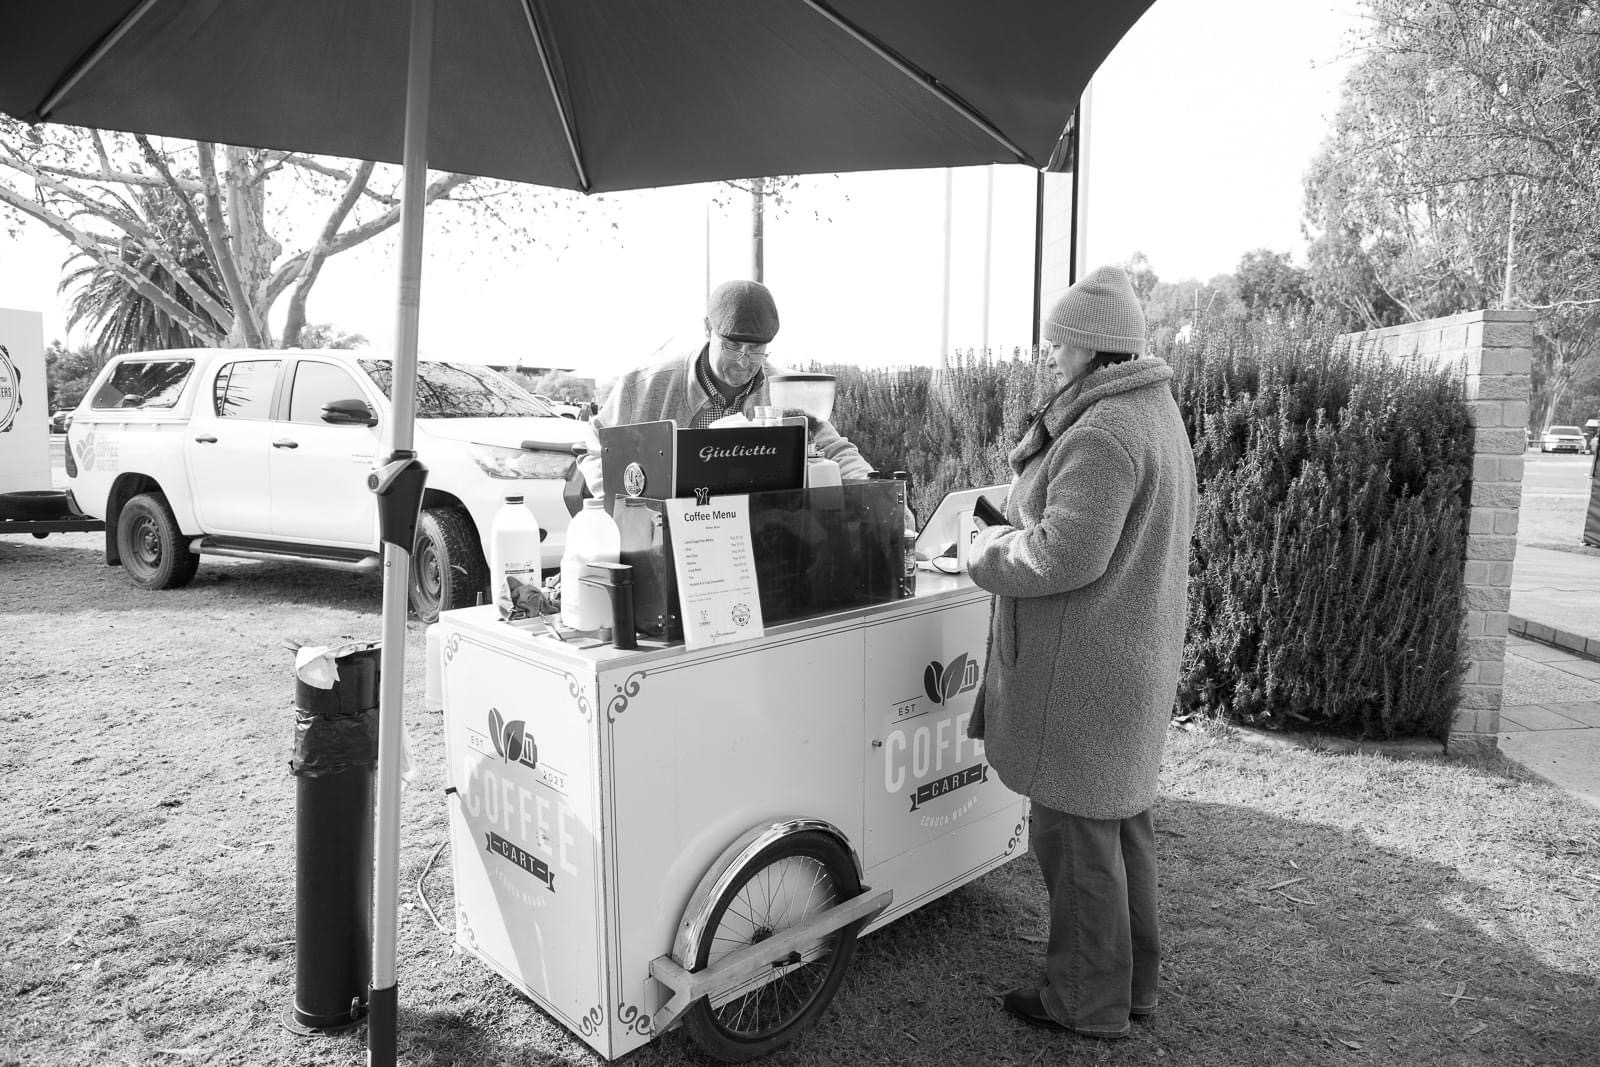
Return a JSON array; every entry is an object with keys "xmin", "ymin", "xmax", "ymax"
[{"xmin": 684, "ymin": 831, "xmax": 863, "ymax": 1062}]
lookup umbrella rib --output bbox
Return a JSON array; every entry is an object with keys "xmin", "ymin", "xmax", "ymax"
[
  {"xmin": 800, "ymin": 0, "xmax": 1030, "ymax": 165},
  {"xmin": 37, "ymin": 0, "xmax": 164, "ymax": 120},
  {"xmin": 519, "ymin": 0, "xmax": 590, "ymax": 193}
]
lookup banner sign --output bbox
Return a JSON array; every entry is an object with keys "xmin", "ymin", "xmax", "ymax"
[
  {"xmin": 486, "ymin": 831, "xmax": 556, "ymax": 891},
  {"xmin": 908, "ymin": 761, "xmax": 988, "ymax": 811}
]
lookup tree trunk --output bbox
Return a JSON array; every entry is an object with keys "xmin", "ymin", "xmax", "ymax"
[{"xmin": 223, "ymin": 147, "xmax": 280, "ymax": 348}]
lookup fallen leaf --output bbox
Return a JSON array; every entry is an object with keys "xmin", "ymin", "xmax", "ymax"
[{"xmin": 1338, "ymin": 1039, "xmax": 1362, "ymax": 1050}]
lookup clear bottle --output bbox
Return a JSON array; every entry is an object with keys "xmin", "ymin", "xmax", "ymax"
[
  {"xmin": 892, "ymin": 471, "xmax": 917, "ymax": 597},
  {"xmin": 560, "ymin": 498, "xmax": 622, "ymax": 630},
  {"xmin": 488, "ymin": 494, "xmax": 544, "ymax": 619}
]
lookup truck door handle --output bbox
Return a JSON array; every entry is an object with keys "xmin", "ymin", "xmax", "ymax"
[
  {"xmin": 194, "ymin": 434, "xmax": 218, "ymax": 444},
  {"xmin": 273, "ymin": 439, "xmax": 300, "ymax": 450}
]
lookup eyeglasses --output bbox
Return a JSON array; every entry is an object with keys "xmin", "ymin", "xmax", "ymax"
[{"xmin": 718, "ymin": 338, "xmax": 771, "ymax": 367}]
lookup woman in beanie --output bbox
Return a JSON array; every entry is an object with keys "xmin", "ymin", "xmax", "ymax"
[{"xmin": 965, "ymin": 264, "xmax": 1197, "ymax": 1038}]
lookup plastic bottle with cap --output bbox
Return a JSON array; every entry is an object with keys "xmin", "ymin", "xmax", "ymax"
[
  {"xmin": 488, "ymin": 494, "xmax": 543, "ymax": 619},
  {"xmin": 560, "ymin": 498, "xmax": 622, "ymax": 630},
  {"xmin": 805, "ymin": 452, "xmax": 842, "ymax": 490}
]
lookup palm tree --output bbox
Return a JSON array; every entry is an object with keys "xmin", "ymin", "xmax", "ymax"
[{"xmin": 58, "ymin": 186, "xmax": 228, "ymax": 357}]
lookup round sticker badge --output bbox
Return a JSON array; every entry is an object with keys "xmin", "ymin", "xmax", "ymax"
[
  {"xmin": 0, "ymin": 344, "xmax": 20, "ymax": 434},
  {"xmin": 622, "ymin": 462, "xmax": 647, "ymax": 497}
]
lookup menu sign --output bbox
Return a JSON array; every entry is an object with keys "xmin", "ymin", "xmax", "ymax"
[{"xmin": 664, "ymin": 494, "xmax": 766, "ymax": 649}]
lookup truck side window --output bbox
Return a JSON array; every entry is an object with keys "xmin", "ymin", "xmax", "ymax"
[
  {"xmin": 90, "ymin": 359, "xmax": 194, "ymax": 409},
  {"xmin": 213, "ymin": 359, "xmax": 280, "ymax": 419},
  {"xmin": 288, "ymin": 361, "xmax": 364, "ymax": 424}
]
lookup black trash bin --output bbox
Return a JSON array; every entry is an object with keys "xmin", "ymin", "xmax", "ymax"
[{"xmin": 284, "ymin": 640, "xmax": 381, "ymax": 1034}]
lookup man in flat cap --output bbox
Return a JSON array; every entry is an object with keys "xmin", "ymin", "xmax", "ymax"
[{"xmin": 580, "ymin": 279, "xmax": 874, "ymax": 493}]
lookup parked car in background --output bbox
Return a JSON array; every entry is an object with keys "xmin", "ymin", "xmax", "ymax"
[
  {"xmin": 1539, "ymin": 425, "xmax": 1589, "ymax": 454},
  {"xmin": 1584, "ymin": 418, "xmax": 1599, "ymax": 453},
  {"xmin": 534, "ymin": 392, "xmax": 588, "ymax": 420},
  {"xmin": 49, "ymin": 410, "xmax": 73, "ymax": 433},
  {"xmin": 66, "ymin": 349, "xmax": 589, "ymax": 621}
]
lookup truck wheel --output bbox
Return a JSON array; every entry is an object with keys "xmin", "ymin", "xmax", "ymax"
[
  {"xmin": 117, "ymin": 493, "xmax": 199, "ymax": 590},
  {"xmin": 684, "ymin": 831, "xmax": 862, "ymax": 1062},
  {"xmin": 411, "ymin": 507, "xmax": 488, "ymax": 623}
]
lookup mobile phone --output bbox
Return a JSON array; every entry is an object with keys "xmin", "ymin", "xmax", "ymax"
[{"xmin": 972, "ymin": 495, "xmax": 1006, "ymax": 528}]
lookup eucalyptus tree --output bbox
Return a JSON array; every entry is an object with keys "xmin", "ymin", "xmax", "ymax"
[
  {"xmin": 1302, "ymin": 0, "xmax": 1600, "ymax": 427},
  {"xmin": 0, "ymin": 121, "xmax": 587, "ymax": 350}
]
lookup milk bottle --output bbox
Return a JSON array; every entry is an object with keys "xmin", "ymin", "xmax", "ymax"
[
  {"xmin": 488, "ymin": 494, "xmax": 543, "ymax": 619},
  {"xmin": 560, "ymin": 498, "xmax": 621, "ymax": 630}
]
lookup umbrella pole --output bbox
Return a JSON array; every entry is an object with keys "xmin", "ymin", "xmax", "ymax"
[{"xmin": 370, "ymin": 1, "xmax": 437, "ymax": 1065}]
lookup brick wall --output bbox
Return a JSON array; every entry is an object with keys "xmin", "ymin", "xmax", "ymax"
[{"xmin": 1341, "ymin": 309, "xmax": 1535, "ymax": 755}]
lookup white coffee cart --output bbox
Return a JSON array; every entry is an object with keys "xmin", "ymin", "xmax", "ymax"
[{"xmin": 434, "ymin": 570, "xmax": 1029, "ymax": 1061}]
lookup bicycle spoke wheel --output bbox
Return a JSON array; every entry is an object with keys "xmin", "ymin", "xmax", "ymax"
[{"xmin": 684, "ymin": 831, "xmax": 861, "ymax": 1062}]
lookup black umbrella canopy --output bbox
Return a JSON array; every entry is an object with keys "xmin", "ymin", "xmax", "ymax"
[{"xmin": 2, "ymin": 0, "xmax": 1153, "ymax": 190}]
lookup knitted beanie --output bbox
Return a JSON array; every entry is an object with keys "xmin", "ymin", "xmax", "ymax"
[
  {"xmin": 706, "ymin": 280, "xmax": 780, "ymax": 343},
  {"xmin": 1042, "ymin": 265, "xmax": 1146, "ymax": 354}
]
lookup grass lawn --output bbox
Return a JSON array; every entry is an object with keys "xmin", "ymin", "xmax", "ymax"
[{"xmin": 3, "ymin": 534, "xmax": 1598, "ymax": 1066}]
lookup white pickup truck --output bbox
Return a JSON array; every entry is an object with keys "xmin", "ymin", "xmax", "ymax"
[{"xmin": 65, "ymin": 348, "xmax": 588, "ymax": 621}]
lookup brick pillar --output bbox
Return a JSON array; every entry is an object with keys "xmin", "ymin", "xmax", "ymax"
[{"xmin": 1342, "ymin": 309, "xmax": 1535, "ymax": 755}]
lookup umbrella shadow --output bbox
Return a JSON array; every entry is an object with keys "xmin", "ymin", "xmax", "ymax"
[{"xmin": 815, "ymin": 795, "xmax": 1600, "ymax": 1066}]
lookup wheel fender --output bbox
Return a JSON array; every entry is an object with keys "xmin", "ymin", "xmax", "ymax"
[{"xmin": 672, "ymin": 817, "xmax": 862, "ymax": 971}]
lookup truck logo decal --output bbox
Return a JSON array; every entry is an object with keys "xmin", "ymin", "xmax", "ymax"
[
  {"xmin": 487, "ymin": 707, "xmax": 538, "ymax": 769},
  {"xmin": 74, "ymin": 429, "xmax": 98, "ymax": 471},
  {"xmin": 923, "ymin": 653, "xmax": 979, "ymax": 704},
  {"xmin": 0, "ymin": 344, "xmax": 18, "ymax": 434}
]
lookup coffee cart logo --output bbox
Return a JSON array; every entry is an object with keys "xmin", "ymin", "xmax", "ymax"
[
  {"xmin": 484, "ymin": 830, "xmax": 556, "ymax": 891},
  {"xmin": 487, "ymin": 707, "xmax": 538, "ymax": 769},
  {"xmin": 622, "ymin": 462, "xmax": 647, "ymax": 497},
  {"xmin": 908, "ymin": 762, "xmax": 989, "ymax": 811},
  {"xmin": 923, "ymin": 653, "xmax": 979, "ymax": 705},
  {"xmin": 0, "ymin": 344, "xmax": 19, "ymax": 434}
]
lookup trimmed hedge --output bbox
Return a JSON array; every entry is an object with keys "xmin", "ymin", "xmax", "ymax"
[
  {"xmin": 824, "ymin": 348, "xmax": 1053, "ymax": 521},
  {"xmin": 1171, "ymin": 319, "xmax": 1473, "ymax": 740},
  {"xmin": 822, "ymin": 318, "xmax": 1475, "ymax": 741}
]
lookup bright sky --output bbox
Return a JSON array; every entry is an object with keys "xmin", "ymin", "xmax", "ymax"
[{"xmin": 0, "ymin": 0, "xmax": 1361, "ymax": 378}]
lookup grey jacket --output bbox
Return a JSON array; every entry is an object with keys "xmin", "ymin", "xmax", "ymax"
[
  {"xmin": 966, "ymin": 357, "xmax": 1197, "ymax": 819},
  {"xmin": 580, "ymin": 344, "xmax": 874, "ymax": 494}
]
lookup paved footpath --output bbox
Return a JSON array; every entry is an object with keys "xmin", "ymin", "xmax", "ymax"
[{"xmin": 1500, "ymin": 636, "xmax": 1600, "ymax": 812}]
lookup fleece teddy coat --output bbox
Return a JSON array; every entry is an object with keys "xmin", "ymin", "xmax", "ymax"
[{"xmin": 967, "ymin": 356, "xmax": 1197, "ymax": 820}]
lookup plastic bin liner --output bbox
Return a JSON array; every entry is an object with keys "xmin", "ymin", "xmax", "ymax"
[{"xmin": 289, "ymin": 640, "xmax": 381, "ymax": 777}]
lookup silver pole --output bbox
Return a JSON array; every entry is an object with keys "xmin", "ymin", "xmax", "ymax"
[
  {"xmin": 981, "ymin": 166, "xmax": 994, "ymax": 354},
  {"xmin": 1074, "ymin": 82, "xmax": 1094, "ymax": 277},
  {"xmin": 939, "ymin": 168, "xmax": 953, "ymax": 368},
  {"xmin": 370, "ymin": 0, "xmax": 435, "ymax": 1063}
]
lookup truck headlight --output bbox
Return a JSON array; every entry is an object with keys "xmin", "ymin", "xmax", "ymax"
[{"xmin": 469, "ymin": 443, "xmax": 575, "ymax": 480}]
